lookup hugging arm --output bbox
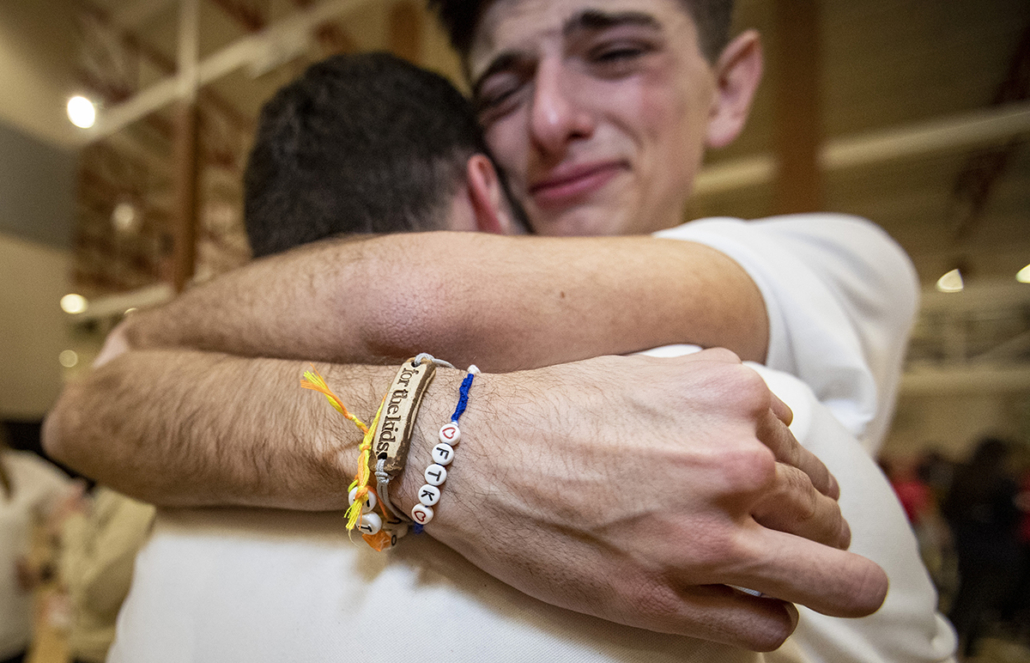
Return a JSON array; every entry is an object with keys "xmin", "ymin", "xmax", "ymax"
[
  {"xmin": 44, "ymin": 348, "xmax": 887, "ymax": 650},
  {"xmin": 121, "ymin": 231, "xmax": 770, "ymax": 368}
]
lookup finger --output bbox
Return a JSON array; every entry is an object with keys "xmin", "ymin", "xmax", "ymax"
[
  {"xmin": 751, "ymin": 463, "xmax": 851, "ymax": 549},
  {"xmin": 756, "ymin": 409, "xmax": 840, "ymax": 500},
  {"xmin": 627, "ymin": 579, "xmax": 799, "ymax": 651},
  {"xmin": 724, "ymin": 525, "xmax": 889, "ymax": 618},
  {"xmin": 769, "ymin": 392, "xmax": 793, "ymax": 426}
]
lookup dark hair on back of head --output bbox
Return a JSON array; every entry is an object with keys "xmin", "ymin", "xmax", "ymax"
[
  {"xmin": 428, "ymin": 0, "xmax": 735, "ymax": 65},
  {"xmin": 245, "ymin": 52, "xmax": 495, "ymax": 257}
]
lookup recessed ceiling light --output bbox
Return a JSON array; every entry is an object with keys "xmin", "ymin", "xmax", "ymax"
[
  {"xmin": 936, "ymin": 268, "xmax": 964, "ymax": 293},
  {"xmin": 60, "ymin": 293, "xmax": 88, "ymax": 314},
  {"xmin": 1017, "ymin": 264, "xmax": 1030, "ymax": 284},
  {"xmin": 67, "ymin": 96, "xmax": 96, "ymax": 129}
]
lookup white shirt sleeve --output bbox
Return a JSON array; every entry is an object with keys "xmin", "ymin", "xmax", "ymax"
[{"xmin": 655, "ymin": 214, "xmax": 919, "ymax": 453}]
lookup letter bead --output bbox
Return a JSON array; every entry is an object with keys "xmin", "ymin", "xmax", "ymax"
[
  {"xmin": 418, "ymin": 484, "xmax": 441, "ymax": 506},
  {"xmin": 432, "ymin": 443, "xmax": 455, "ymax": 466},
  {"xmin": 411, "ymin": 503, "xmax": 434, "ymax": 525},
  {"xmin": 348, "ymin": 487, "xmax": 377, "ymax": 514},
  {"xmin": 356, "ymin": 512, "xmax": 382, "ymax": 535},
  {"xmin": 439, "ymin": 422, "xmax": 461, "ymax": 446},
  {"xmin": 424, "ymin": 463, "xmax": 448, "ymax": 486}
]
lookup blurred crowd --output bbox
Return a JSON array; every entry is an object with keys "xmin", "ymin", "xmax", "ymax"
[
  {"xmin": 881, "ymin": 437, "xmax": 1030, "ymax": 660},
  {"xmin": 0, "ymin": 429, "xmax": 153, "ymax": 663}
]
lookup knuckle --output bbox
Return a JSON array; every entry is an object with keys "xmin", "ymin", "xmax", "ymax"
[
  {"xmin": 624, "ymin": 575, "xmax": 684, "ymax": 620},
  {"xmin": 721, "ymin": 444, "xmax": 777, "ymax": 493},
  {"xmin": 781, "ymin": 434, "xmax": 803, "ymax": 468},
  {"xmin": 839, "ymin": 560, "xmax": 890, "ymax": 617},
  {"xmin": 736, "ymin": 367, "xmax": 772, "ymax": 407},
  {"xmin": 744, "ymin": 616, "xmax": 794, "ymax": 652},
  {"xmin": 778, "ymin": 466, "xmax": 819, "ymax": 522},
  {"xmin": 695, "ymin": 528, "xmax": 741, "ymax": 568},
  {"xmin": 698, "ymin": 347, "xmax": 742, "ymax": 365}
]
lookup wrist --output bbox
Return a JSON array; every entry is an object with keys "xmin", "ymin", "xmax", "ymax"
[{"xmin": 392, "ymin": 366, "xmax": 482, "ymax": 540}]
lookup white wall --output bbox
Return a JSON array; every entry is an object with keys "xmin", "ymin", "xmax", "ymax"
[{"xmin": 0, "ymin": 233, "xmax": 72, "ymax": 418}]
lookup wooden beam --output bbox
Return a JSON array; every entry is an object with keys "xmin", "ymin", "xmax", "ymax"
[
  {"xmin": 170, "ymin": 102, "xmax": 199, "ymax": 292},
  {"xmin": 171, "ymin": 0, "xmax": 200, "ymax": 293},
  {"xmin": 389, "ymin": 1, "xmax": 423, "ymax": 64},
  {"xmin": 772, "ymin": 0, "xmax": 822, "ymax": 213}
]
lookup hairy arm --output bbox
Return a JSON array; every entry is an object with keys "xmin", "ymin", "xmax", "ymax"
[
  {"xmin": 122, "ymin": 231, "xmax": 768, "ymax": 367},
  {"xmin": 43, "ymin": 348, "xmax": 886, "ymax": 650}
]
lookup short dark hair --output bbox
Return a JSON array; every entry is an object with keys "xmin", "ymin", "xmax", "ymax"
[
  {"xmin": 245, "ymin": 52, "xmax": 519, "ymax": 258},
  {"xmin": 428, "ymin": 0, "xmax": 735, "ymax": 65}
]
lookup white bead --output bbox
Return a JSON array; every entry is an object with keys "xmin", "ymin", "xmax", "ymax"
[
  {"xmin": 348, "ymin": 487, "xmax": 377, "ymax": 514},
  {"xmin": 356, "ymin": 512, "xmax": 382, "ymax": 535},
  {"xmin": 418, "ymin": 484, "xmax": 441, "ymax": 506},
  {"xmin": 439, "ymin": 422, "xmax": 461, "ymax": 446},
  {"xmin": 432, "ymin": 443, "xmax": 455, "ymax": 466},
  {"xmin": 411, "ymin": 503, "xmax": 434, "ymax": 525},
  {"xmin": 424, "ymin": 463, "xmax": 448, "ymax": 486}
]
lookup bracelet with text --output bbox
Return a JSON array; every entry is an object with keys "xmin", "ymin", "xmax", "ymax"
[{"xmin": 411, "ymin": 365, "xmax": 479, "ymax": 532}]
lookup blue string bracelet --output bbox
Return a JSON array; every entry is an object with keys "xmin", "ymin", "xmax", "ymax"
[{"xmin": 412, "ymin": 365, "xmax": 479, "ymax": 533}]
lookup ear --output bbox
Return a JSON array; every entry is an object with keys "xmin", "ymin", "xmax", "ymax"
[
  {"xmin": 706, "ymin": 30, "xmax": 763, "ymax": 149},
  {"xmin": 466, "ymin": 154, "xmax": 516, "ymax": 235}
]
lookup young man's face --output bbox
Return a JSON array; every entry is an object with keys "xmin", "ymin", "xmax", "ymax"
[{"xmin": 469, "ymin": 0, "xmax": 719, "ymax": 237}]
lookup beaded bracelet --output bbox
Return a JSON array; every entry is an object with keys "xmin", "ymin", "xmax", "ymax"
[{"xmin": 411, "ymin": 365, "xmax": 479, "ymax": 531}]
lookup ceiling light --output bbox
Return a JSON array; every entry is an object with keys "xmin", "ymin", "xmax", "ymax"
[
  {"xmin": 59, "ymin": 350, "xmax": 79, "ymax": 368},
  {"xmin": 60, "ymin": 293, "xmax": 88, "ymax": 314},
  {"xmin": 1017, "ymin": 264, "xmax": 1030, "ymax": 284},
  {"xmin": 67, "ymin": 96, "xmax": 96, "ymax": 129},
  {"xmin": 936, "ymin": 268, "xmax": 964, "ymax": 293},
  {"xmin": 112, "ymin": 201, "xmax": 139, "ymax": 233}
]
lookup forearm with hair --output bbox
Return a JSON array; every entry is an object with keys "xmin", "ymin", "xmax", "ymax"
[
  {"xmin": 43, "ymin": 349, "xmax": 474, "ymax": 510},
  {"xmin": 124, "ymin": 232, "xmax": 768, "ymax": 369},
  {"xmin": 44, "ymin": 350, "xmax": 384, "ymax": 508}
]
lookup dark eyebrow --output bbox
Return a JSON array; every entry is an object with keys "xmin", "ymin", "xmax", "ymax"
[
  {"xmin": 562, "ymin": 9, "xmax": 661, "ymax": 36},
  {"xmin": 471, "ymin": 10, "xmax": 661, "ymax": 99}
]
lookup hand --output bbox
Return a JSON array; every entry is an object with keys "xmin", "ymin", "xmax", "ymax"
[{"xmin": 403, "ymin": 350, "xmax": 887, "ymax": 651}]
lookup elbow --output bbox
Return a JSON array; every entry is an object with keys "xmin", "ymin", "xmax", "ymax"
[
  {"xmin": 360, "ymin": 287, "xmax": 462, "ymax": 362},
  {"xmin": 356, "ymin": 269, "xmax": 468, "ymax": 362},
  {"xmin": 42, "ymin": 384, "xmax": 81, "ymax": 469}
]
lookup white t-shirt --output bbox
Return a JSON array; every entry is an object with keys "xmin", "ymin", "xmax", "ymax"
[
  {"xmin": 0, "ymin": 450, "xmax": 71, "ymax": 659},
  {"xmin": 109, "ymin": 364, "xmax": 955, "ymax": 663},
  {"xmin": 110, "ymin": 215, "xmax": 945, "ymax": 661},
  {"xmin": 656, "ymin": 214, "xmax": 919, "ymax": 454}
]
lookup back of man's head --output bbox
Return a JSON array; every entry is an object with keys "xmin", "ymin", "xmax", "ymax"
[
  {"xmin": 429, "ymin": 0, "xmax": 735, "ymax": 65},
  {"xmin": 245, "ymin": 52, "xmax": 499, "ymax": 258}
]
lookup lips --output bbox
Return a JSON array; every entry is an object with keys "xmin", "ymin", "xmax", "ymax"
[{"xmin": 528, "ymin": 161, "xmax": 627, "ymax": 208}]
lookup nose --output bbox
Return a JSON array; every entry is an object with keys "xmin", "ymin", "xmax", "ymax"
[{"xmin": 529, "ymin": 59, "xmax": 595, "ymax": 156}]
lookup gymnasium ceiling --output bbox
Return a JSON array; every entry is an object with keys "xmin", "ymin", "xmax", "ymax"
[{"xmin": 17, "ymin": 0, "xmax": 1030, "ymax": 297}]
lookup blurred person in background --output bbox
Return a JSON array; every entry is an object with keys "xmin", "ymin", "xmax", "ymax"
[
  {"xmin": 58, "ymin": 486, "xmax": 154, "ymax": 663},
  {"xmin": 998, "ymin": 460, "xmax": 1030, "ymax": 642},
  {"xmin": 0, "ymin": 428, "xmax": 75, "ymax": 663},
  {"xmin": 881, "ymin": 456, "xmax": 932, "ymax": 526},
  {"xmin": 943, "ymin": 437, "xmax": 1021, "ymax": 658}
]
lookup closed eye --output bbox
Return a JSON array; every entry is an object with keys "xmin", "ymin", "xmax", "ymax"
[{"xmin": 588, "ymin": 41, "xmax": 655, "ymax": 77}]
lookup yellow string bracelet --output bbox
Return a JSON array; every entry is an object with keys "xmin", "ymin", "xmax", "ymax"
[{"xmin": 300, "ymin": 365, "xmax": 386, "ymax": 532}]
